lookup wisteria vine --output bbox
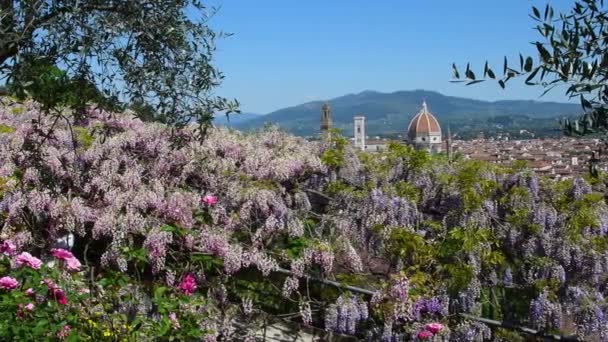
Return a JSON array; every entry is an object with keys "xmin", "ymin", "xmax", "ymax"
[{"xmin": 0, "ymin": 100, "xmax": 607, "ymax": 340}]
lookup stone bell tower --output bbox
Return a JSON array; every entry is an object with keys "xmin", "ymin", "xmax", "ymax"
[
  {"xmin": 354, "ymin": 116, "xmax": 366, "ymax": 151},
  {"xmin": 320, "ymin": 103, "xmax": 332, "ymax": 140}
]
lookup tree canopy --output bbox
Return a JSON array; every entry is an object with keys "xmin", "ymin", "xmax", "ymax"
[
  {"xmin": 452, "ymin": 0, "xmax": 608, "ymax": 137},
  {"xmin": 0, "ymin": 0, "xmax": 238, "ymax": 130}
]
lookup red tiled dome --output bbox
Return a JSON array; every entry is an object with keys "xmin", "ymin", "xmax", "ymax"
[{"xmin": 407, "ymin": 101, "xmax": 441, "ymax": 139}]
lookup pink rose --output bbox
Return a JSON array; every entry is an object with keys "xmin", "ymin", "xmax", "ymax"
[
  {"xmin": 25, "ymin": 288, "xmax": 35, "ymax": 296},
  {"xmin": 51, "ymin": 248, "xmax": 74, "ymax": 261},
  {"xmin": 65, "ymin": 257, "xmax": 81, "ymax": 272},
  {"xmin": 42, "ymin": 278, "xmax": 57, "ymax": 289},
  {"xmin": 0, "ymin": 276, "xmax": 19, "ymax": 290},
  {"xmin": 14, "ymin": 252, "xmax": 42, "ymax": 270},
  {"xmin": 49, "ymin": 287, "xmax": 68, "ymax": 305},
  {"xmin": 201, "ymin": 195, "xmax": 218, "ymax": 206},
  {"xmin": 44, "ymin": 280, "xmax": 68, "ymax": 305},
  {"xmin": 0, "ymin": 240, "xmax": 16, "ymax": 256},
  {"xmin": 426, "ymin": 322, "xmax": 444, "ymax": 334},
  {"xmin": 417, "ymin": 330, "xmax": 433, "ymax": 340},
  {"xmin": 178, "ymin": 274, "xmax": 197, "ymax": 296},
  {"xmin": 24, "ymin": 303, "xmax": 34, "ymax": 311}
]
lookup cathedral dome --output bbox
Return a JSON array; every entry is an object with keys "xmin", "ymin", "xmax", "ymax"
[{"xmin": 407, "ymin": 101, "xmax": 441, "ymax": 140}]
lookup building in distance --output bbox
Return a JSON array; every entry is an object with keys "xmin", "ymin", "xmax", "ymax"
[
  {"xmin": 346, "ymin": 101, "xmax": 445, "ymax": 153},
  {"xmin": 406, "ymin": 101, "xmax": 442, "ymax": 153}
]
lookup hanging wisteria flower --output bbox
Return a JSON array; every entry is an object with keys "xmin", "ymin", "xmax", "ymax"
[
  {"xmin": 165, "ymin": 270, "xmax": 176, "ymax": 287},
  {"xmin": 169, "ymin": 312, "xmax": 181, "ymax": 330},
  {"xmin": 389, "ymin": 276, "xmax": 410, "ymax": 301},
  {"xmin": 324, "ymin": 305, "xmax": 338, "ymax": 332},
  {"xmin": 529, "ymin": 290, "xmax": 562, "ymax": 331},
  {"xmin": 412, "ymin": 296, "xmax": 446, "ymax": 320},
  {"xmin": 0, "ymin": 276, "xmax": 19, "ymax": 290},
  {"xmin": 201, "ymin": 195, "xmax": 218, "ymax": 206},
  {"xmin": 323, "ymin": 295, "xmax": 366, "ymax": 335},
  {"xmin": 0, "ymin": 240, "xmax": 16, "ymax": 256},
  {"xmin": 299, "ymin": 301, "xmax": 312, "ymax": 325},
  {"xmin": 242, "ymin": 297, "xmax": 253, "ymax": 316},
  {"xmin": 282, "ymin": 276, "xmax": 299, "ymax": 298},
  {"xmin": 179, "ymin": 274, "xmax": 197, "ymax": 296},
  {"xmin": 14, "ymin": 252, "xmax": 42, "ymax": 270}
]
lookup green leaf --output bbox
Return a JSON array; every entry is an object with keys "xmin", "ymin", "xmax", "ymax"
[
  {"xmin": 452, "ymin": 63, "xmax": 460, "ymax": 79},
  {"xmin": 525, "ymin": 67, "xmax": 540, "ymax": 85},
  {"xmin": 158, "ymin": 318, "xmax": 171, "ymax": 335},
  {"xmin": 487, "ymin": 68, "xmax": 496, "ymax": 79},
  {"xmin": 160, "ymin": 224, "xmax": 176, "ymax": 233},
  {"xmin": 67, "ymin": 334, "xmax": 80, "ymax": 342},
  {"xmin": 154, "ymin": 286, "xmax": 168, "ymax": 301},
  {"xmin": 466, "ymin": 80, "xmax": 484, "ymax": 85},
  {"xmin": 524, "ymin": 57, "xmax": 533, "ymax": 72},
  {"xmin": 532, "ymin": 6, "xmax": 541, "ymax": 19},
  {"xmin": 535, "ymin": 43, "xmax": 551, "ymax": 62},
  {"xmin": 580, "ymin": 94, "xmax": 592, "ymax": 109},
  {"xmin": 465, "ymin": 68, "xmax": 476, "ymax": 80},
  {"xmin": 0, "ymin": 124, "xmax": 15, "ymax": 134}
]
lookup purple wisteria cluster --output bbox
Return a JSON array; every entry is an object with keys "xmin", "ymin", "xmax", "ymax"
[
  {"xmin": 0, "ymin": 100, "xmax": 325, "ymax": 277},
  {"xmin": 2, "ymin": 100, "xmax": 608, "ymax": 340},
  {"xmin": 324, "ymin": 295, "xmax": 369, "ymax": 335}
]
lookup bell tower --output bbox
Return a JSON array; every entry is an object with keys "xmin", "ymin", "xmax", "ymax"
[
  {"xmin": 354, "ymin": 116, "xmax": 366, "ymax": 151},
  {"xmin": 320, "ymin": 103, "xmax": 332, "ymax": 140}
]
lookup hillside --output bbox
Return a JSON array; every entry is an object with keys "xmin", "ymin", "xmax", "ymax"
[
  {"xmin": 213, "ymin": 112, "xmax": 262, "ymax": 126},
  {"xmin": 235, "ymin": 90, "xmax": 581, "ymax": 138}
]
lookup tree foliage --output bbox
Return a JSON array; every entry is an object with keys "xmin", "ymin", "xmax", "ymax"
[
  {"xmin": 452, "ymin": 0, "xmax": 608, "ymax": 137},
  {"xmin": 0, "ymin": 0, "xmax": 238, "ymax": 133}
]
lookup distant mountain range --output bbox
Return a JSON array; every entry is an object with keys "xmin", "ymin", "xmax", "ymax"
[
  {"xmin": 233, "ymin": 90, "xmax": 582, "ymax": 139},
  {"xmin": 213, "ymin": 112, "xmax": 262, "ymax": 126}
]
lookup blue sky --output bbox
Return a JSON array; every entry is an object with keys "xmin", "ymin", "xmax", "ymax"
[{"xmin": 208, "ymin": 1, "xmax": 574, "ymax": 114}]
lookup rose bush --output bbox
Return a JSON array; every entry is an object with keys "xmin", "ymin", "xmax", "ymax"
[{"xmin": 0, "ymin": 244, "xmax": 233, "ymax": 341}]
